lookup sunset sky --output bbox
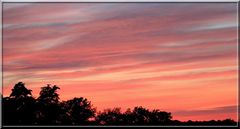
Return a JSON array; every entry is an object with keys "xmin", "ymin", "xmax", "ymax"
[{"xmin": 3, "ymin": 3, "xmax": 238, "ymax": 121}]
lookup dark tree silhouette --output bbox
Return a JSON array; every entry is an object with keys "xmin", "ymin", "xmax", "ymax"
[
  {"xmin": 148, "ymin": 109, "xmax": 172, "ymax": 124},
  {"xmin": 96, "ymin": 107, "xmax": 173, "ymax": 125},
  {"xmin": 63, "ymin": 97, "xmax": 96, "ymax": 125},
  {"xmin": 126, "ymin": 106, "xmax": 152, "ymax": 125},
  {"xmin": 36, "ymin": 84, "xmax": 62, "ymax": 125},
  {"xmin": 10, "ymin": 82, "xmax": 32, "ymax": 99},
  {"xmin": 2, "ymin": 82, "xmax": 238, "ymax": 126},
  {"xmin": 96, "ymin": 108, "xmax": 125, "ymax": 125},
  {"xmin": 3, "ymin": 82, "xmax": 36, "ymax": 125},
  {"xmin": 38, "ymin": 84, "xmax": 60, "ymax": 104}
]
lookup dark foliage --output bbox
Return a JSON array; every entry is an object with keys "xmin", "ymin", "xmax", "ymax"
[
  {"xmin": 2, "ymin": 82, "xmax": 237, "ymax": 126},
  {"xmin": 96, "ymin": 107, "xmax": 172, "ymax": 125},
  {"xmin": 96, "ymin": 108, "xmax": 125, "ymax": 125},
  {"xmin": 63, "ymin": 97, "xmax": 96, "ymax": 125},
  {"xmin": 10, "ymin": 82, "xmax": 32, "ymax": 99},
  {"xmin": 3, "ymin": 82, "xmax": 36, "ymax": 125},
  {"xmin": 36, "ymin": 84, "xmax": 61, "ymax": 125}
]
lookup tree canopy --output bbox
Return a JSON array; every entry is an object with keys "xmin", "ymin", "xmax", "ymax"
[
  {"xmin": 2, "ymin": 82, "xmax": 237, "ymax": 126},
  {"xmin": 10, "ymin": 82, "xmax": 32, "ymax": 99}
]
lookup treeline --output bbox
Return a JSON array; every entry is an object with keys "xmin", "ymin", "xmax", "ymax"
[{"xmin": 2, "ymin": 82, "xmax": 237, "ymax": 126}]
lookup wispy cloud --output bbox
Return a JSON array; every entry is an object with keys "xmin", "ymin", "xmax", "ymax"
[{"xmin": 3, "ymin": 3, "xmax": 237, "ymax": 121}]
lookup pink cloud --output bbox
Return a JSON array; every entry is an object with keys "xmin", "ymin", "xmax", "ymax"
[{"xmin": 3, "ymin": 3, "xmax": 238, "ymax": 121}]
